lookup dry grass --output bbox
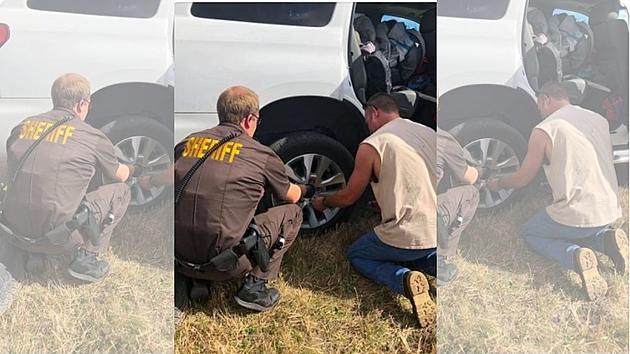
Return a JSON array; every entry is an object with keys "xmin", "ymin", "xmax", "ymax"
[
  {"xmin": 438, "ymin": 186, "xmax": 629, "ymax": 353},
  {"xmin": 0, "ymin": 202, "xmax": 174, "ymax": 353},
  {"xmin": 175, "ymin": 207, "xmax": 437, "ymax": 354}
]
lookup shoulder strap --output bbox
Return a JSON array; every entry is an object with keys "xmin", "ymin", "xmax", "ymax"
[
  {"xmin": 2, "ymin": 115, "xmax": 74, "ymax": 209},
  {"xmin": 9, "ymin": 115, "xmax": 73, "ymax": 187},
  {"xmin": 174, "ymin": 131, "xmax": 242, "ymax": 206}
]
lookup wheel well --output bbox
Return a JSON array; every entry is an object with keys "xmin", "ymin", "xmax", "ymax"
[
  {"xmin": 86, "ymin": 82, "xmax": 173, "ymax": 130},
  {"xmin": 256, "ymin": 96, "xmax": 368, "ymax": 155},
  {"xmin": 438, "ymin": 84, "xmax": 540, "ymax": 136}
]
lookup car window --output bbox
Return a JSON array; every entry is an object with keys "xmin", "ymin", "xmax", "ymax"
[
  {"xmin": 619, "ymin": 8, "xmax": 629, "ymax": 24},
  {"xmin": 552, "ymin": 9, "xmax": 589, "ymax": 23},
  {"xmin": 381, "ymin": 15, "xmax": 420, "ymax": 31},
  {"xmin": 438, "ymin": 0, "xmax": 510, "ymax": 20},
  {"xmin": 190, "ymin": 3, "xmax": 336, "ymax": 27},
  {"xmin": 26, "ymin": 0, "xmax": 160, "ymax": 18}
]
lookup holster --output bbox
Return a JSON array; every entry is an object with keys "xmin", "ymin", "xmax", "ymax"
[{"xmin": 177, "ymin": 223, "xmax": 270, "ymax": 273}]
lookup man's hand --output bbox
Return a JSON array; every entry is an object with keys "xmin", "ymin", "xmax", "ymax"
[
  {"xmin": 487, "ymin": 178, "xmax": 501, "ymax": 192},
  {"xmin": 138, "ymin": 175, "xmax": 152, "ymax": 190},
  {"xmin": 312, "ymin": 196, "xmax": 326, "ymax": 212}
]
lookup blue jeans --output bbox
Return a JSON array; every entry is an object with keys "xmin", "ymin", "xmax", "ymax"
[
  {"xmin": 521, "ymin": 211, "xmax": 610, "ymax": 270},
  {"xmin": 346, "ymin": 230, "xmax": 436, "ymax": 295}
]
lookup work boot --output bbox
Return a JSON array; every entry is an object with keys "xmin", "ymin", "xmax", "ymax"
[
  {"xmin": 67, "ymin": 249, "xmax": 110, "ymax": 283},
  {"xmin": 234, "ymin": 274, "xmax": 280, "ymax": 312},
  {"xmin": 603, "ymin": 228, "xmax": 628, "ymax": 275},
  {"xmin": 174, "ymin": 272, "xmax": 190, "ymax": 310},
  {"xmin": 403, "ymin": 270, "xmax": 436, "ymax": 328},
  {"xmin": 25, "ymin": 253, "xmax": 46, "ymax": 275},
  {"xmin": 189, "ymin": 279, "xmax": 211, "ymax": 305},
  {"xmin": 574, "ymin": 247, "xmax": 607, "ymax": 301},
  {"xmin": 436, "ymin": 256, "xmax": 459, "ymax": 286}
]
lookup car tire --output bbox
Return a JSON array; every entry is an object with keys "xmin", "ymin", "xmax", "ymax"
[
  {"xmin": 449, "ymin": 118, "xmax": 528, "ymax": 210},
  {"xmin": 100, "ymin": 115, "xmax": 173, "ymax": 208},
  {"xmin": 268, "ymin": 132, "xmax": 355, "ymax": 233}
]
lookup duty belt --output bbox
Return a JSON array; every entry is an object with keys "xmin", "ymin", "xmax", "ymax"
[{"xmin": 176, "ymin": 223, "xmax": 274, "ymax": 274}]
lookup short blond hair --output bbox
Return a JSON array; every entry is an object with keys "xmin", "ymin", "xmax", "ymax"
[
  {"xmin": 51, "ymin": 73, "xmax": 91, "ymax": 110},
  {"xmin": 216, "ymin": 86, "xmax": 259, "ymax": 124}
]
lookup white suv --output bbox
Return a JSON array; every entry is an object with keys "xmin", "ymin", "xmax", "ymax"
[
  {"xmin": 438, "ymin": 0, "xmax": 629, "ymax": 209},
  {"xmin": 175, "ymin": 2, "xmax": 437, "ymax": 231},
  {"xmin": 0, "ymin": 0, "xmax": 174, "ymax": 206}
]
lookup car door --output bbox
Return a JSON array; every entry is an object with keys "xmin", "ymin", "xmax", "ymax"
[{"xmin": 174, "ymin": 2, "xmax": 354, "ymax": 141}]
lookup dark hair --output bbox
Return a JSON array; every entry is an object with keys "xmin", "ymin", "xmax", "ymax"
[
  {"xmin": 538, "ymin": 82, "xmax": 570, "ymax": 101},
  {"xmin": 366, "ymin": 93, "xmax": 399, "ymax": 114}
]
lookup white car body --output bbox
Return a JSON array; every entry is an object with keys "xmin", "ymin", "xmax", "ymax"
[
  {"xmin": 0, "ymin": 0, "xmax": 173, "ymax": 157},
  {"xmin": 174, "ymin": 2, "xmax": 361, "ymax": 142},
  {"xmin": 438, "ymin": 0, "xmax": 629, "ymax": 164}
]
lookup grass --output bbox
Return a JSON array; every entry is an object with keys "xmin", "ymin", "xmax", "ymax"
[
  {"xmin": 175, "ymin": 206, "xmax": 437, "ymax": 354},
  {"xmin": 0, "ymin": 202, "xmax": 174, "ymax": 353},
  {"xmin": 438, "ymin": 186, "xmax": 629, "ymax": 353}
]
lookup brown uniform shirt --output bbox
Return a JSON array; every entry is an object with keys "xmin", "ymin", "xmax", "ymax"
[
  {"xmin": 437, "ymin": 128, "xmax": 468, "ymax": 187},
  {"xmin": 174, "ymin": 122, "xmax": 290, "ymax": 264},
  {"xmin": 4, "ymin": 108, "xmax": 120, "ymax": 237}
]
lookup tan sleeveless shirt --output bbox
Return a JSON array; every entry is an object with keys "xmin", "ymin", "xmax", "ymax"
[
  {"xmin": 536, "ymin": 105, "xmax": 621, "ymax": 227},
  {"xmin": 363, "ymin": 118, "xmax": 436, "ymax": 249}
]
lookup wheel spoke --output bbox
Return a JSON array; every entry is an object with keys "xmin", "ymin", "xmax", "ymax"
[
  {"xmin": 133, "ymin": 183, "xmax": 147, "ymax": 205},
  {"xmin": 285, "ymin": 165, "xmax": 305, "ymax": 183},
  {"xmin": 314, "ymin": 156, "xmax": 331, "ymax": 185},
  {"xmin": 146, "ymin": 153, "xmax": 171, "ymax": 168},
  {"xmin": 114, "ymin": 145, "xmax": 133, "ymax": 164},
  {"xmin": 320, "ymin": 172, "xmax": 345, "ymax": 189},
  {"xmin": 489, "ymin": 140, "xmax": 507, "ymax": 161},
  {"xmin": 479, "ymin": 139, "xmax": 490, "ymax": 162},
  {"xmin": 483, "ymin": 187, "xmax": 495, "ymax": 207},
  {"xmin": 140, "ymin": 138, "xmax": 157, "ymax": 164},
  {"xmin": 302, "ymin": 154, "xmax": 314, "ymax": 179},
  {"xmin": 130, "ymin": 136, "xmax": 142, "ymax": 162},
  {"xmin": 496, "ymin": 156, "xmax": 520, "ymax": 170},
  {"xmin": 305, "ymin": 205, "xmax": 319, "ymax": 227}
]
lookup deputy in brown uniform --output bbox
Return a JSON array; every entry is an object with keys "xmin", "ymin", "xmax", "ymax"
[
  {"xmin": 436, "ymin": 129, "xmax": 481, "ymax": 285},
  {"xmin": 2, "ymin": 73, "xmax": 132, "ymax": 282},
  {"xmin": 175, "ymin": 86, "xmax": 303, "ymax": 312}
]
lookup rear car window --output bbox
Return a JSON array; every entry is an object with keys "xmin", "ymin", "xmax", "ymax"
[
  {"xmin": 191, "ymin": 3, "xmax": 336, "ymax": 27},
  {"xmin": 381, "ymin": 15, "xmax": 420, "ymax": 31},
  {"xmin": 26, "ymin": 0, "xmax": 160, "ymax": 18},
  {"xmin": 552, "ymin": 9, "xmax": 589, "ymax": 23},
  {"xmin": 438, "ymin": 0, "xmax": 510, "ymax": 20}
]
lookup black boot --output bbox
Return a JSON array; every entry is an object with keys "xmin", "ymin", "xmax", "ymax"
[
  {"xmin": 25, "ymin": 253, "xmax": 46, "ymax": 275},
  {"xmin": 175, "ymin": 272, "xmax": 191, "ymax": 310},
  {"xmin": 67, "ymin": 249, "xmax": 110, "ymax": 282},
  {"xmin": 189, "ymin": 279, "xmax": 211, "ymax": 305},
  {"xmin": 437, "ymin": 256, "xmax": 459, "ymax": 286},
  {"xmin": 234, "ymin": 274, "xmax": 280, "ymax": 312}
]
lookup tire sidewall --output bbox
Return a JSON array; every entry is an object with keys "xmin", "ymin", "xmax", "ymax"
[{"xmin": 99, "ymin": 115, "xmax": 173, "ymax": 208}]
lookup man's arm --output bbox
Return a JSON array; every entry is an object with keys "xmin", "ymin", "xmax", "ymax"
[
  {"xmin": 462, "ymin": 165, "xmax": 479, "ymax": 185},
  {"xmin": 114, "ymin": 163, "xmax": 131, "ymax": 182},
  {"xmin": 283, "ymin": 183, "xmax": 303, "ymax": 204},
  {"xmin": 488, "ymin": 128, "xmax": 549, "ymax": 191},
  {"xmin": 312, "ymin": 143, "xmax": 377, "ymax": 210}
]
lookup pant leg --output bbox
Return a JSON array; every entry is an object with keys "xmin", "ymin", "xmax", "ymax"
[
  {"xmin": 346, "ymin": 230, "xmax": 436, "ymax": 295},
  {"xmin": 521, "ymin": 210, "xmax": 608, "ymax": 270},
  {"xmin": 81, "ymin": 183, "xmax": 131, "ymax": 254},
  {"xmin": 437, "ymin": 185, "xmax": 479, "ymax": 257},
  {"xmin": 250, "ymin": 204, "xmax": 302, "ymax": 280}
]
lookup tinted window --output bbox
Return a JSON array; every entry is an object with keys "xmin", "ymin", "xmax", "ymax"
[
  {"xmin": 438, "ymin": 0, "xmax": 510, "ymax": 20},
  {"xmin": 381, "ymin": 15, "xmax": 420, "ymax": 31},
  {"xmin": 27, "ymin": 0, "xmax": 160, "ymax": 18},
  {"xmin": 191, "ymin": 3, "xmax": 336, "ymax": 27},
  {"xmin": 619, "ymin": 8, "xmax": 629, "ymax": 24},
  {"xmin": 552, "ymin": 9, "xmax": 589, "ymax": 23}
]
